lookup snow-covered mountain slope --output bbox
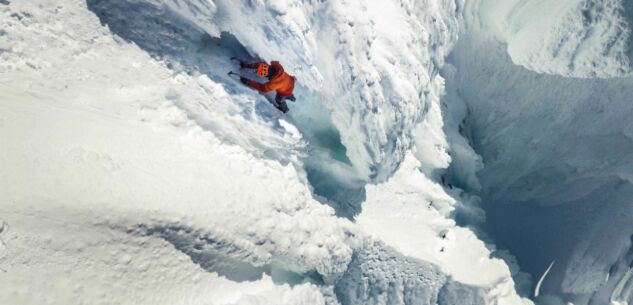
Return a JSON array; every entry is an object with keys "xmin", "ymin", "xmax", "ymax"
[
  {"xmin": 445, "ymin": 1, "xmax": 633, "ymax": 304},
  {"xmin": 156, "ymin": 0, "xmax": 463, "ymax": 185},
  {"xmin": 0, "ymin": 0, "xmax": 532, "ymax": 304},
  {"xmin": 474, "ymin": 0, "xmax": 633, "ymax": 78}
]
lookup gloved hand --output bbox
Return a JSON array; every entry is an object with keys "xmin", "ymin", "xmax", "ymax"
[
  {"xmin": 240, "ymin": 77, "xmax": 249, "ymax": 85},
  {"xmin": 239, "ymin": 62, "xmax": 246, "ymax": 68}
]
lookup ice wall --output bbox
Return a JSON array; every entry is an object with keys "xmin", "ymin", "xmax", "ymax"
[{"xmin": 447, "ymin": 1, "xmax": 633, "ymax": 304}]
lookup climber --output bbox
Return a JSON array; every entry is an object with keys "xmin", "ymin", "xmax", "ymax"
[{"xmin": 230, "ymin": 58, "xmax": 296, "ymax": 113}]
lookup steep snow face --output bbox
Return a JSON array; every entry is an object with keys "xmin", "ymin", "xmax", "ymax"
[
  {"xmin": 83, "ymin": 0, "xmax": 464, "ymax": 214},
  {"xmin": 474, "ymin": 0, "xmax": 633, "ymax": 78},
  {"xmin": 140, "ymin": 0, "xmax": 463, "ymax": 185},
  {"xmin": 447, "ymin": 1, "xmax": 633, "ymax": 304}
]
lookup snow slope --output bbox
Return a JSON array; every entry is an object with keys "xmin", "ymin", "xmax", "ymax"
[
  {"xmin": 1, "ymin": 208, "xmax": 328, "ymax": 305},
  {"xmin": 475, "ymin": 0, "xmax": 633, "ymax": 78},
  {"xmin": 1, "ymin": 1, "xmax": 354, "ymax": 302},
  {"xmin": 0, "ymin": 0, "xmax": 532, "ymax": 304},
  {"xmin": 445, "ymin": 1, "xmax": 633, "ymax": 304}
]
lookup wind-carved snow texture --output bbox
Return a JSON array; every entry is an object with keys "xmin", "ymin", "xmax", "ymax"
[
  {"xmin": 334, "ymin": 241, "xmax": 485, "ymax": 305},
  {"xmin": 447, "ymin": 1, "xmax": 633, "ymax": 304},
  {"xmin": 124, "ymin": 222, "xmax": 327, "ymax": 284},
  {"xmin": 475, "ymin": 0, "xmax": 633, "ymax": 78}
]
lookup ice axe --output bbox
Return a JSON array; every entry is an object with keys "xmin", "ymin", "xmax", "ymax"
[
  {"xmin": 227, "ymin": 71, "xmax": 247, "ymax": 79},
  {"xmin": 227, "ymin": 71, "xmax": 252, "ymax": 86}
]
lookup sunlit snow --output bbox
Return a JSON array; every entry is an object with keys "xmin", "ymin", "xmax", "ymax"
[{"xmin": 1, "ymin": 0, "xmax": 632, "ymax": 305}]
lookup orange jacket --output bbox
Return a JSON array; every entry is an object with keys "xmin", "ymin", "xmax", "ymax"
[{"xmin": 247, "ymin": 61, "xmax": 295, "ymax": 97}]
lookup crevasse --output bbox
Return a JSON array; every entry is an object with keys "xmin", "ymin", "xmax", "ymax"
[
  {"xmin": 7, "ymin": 0, "xmax": 633, "ymax": 304},
  {"xmin": 445, "ymin": 1, "xmax": 633, "ymax": 304}
]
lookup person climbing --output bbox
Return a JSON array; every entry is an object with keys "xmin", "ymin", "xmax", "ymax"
[{"xmin": 230, "ymin": 58, "xmax": 296, "ymax": 113}]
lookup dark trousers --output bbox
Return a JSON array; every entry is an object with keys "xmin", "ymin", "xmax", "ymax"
[{"xmin": 274, "ymin": 95, "xmax": 290, "ymax": 113}]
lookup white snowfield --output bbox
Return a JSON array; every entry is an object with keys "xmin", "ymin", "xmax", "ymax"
[
  {"xmin": 0, "ymin": 0, "xmax": 531, "ymax": 304},
  {"xmin": 475, "ymin": 0, "xmax": 633, "ymax": 78}
]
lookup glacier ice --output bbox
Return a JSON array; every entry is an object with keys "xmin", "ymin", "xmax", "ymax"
[
  {"xmin": 446, "ymin": 1, "xmax": 633, "ymax": 304},
  {"xmin": 475, "ymin": 0, "xmax": 633, "ymax": 78}
]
